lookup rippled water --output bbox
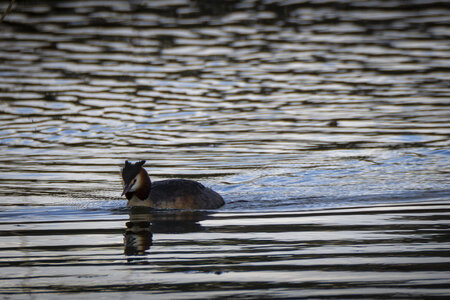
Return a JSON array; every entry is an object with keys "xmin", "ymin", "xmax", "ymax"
[
  {"xmin": 1, "ymin": 202, "xmax": 450, "ymax": 298},
  {"xmin": 0, "ymin": 0, "xmax": 449, "ymax": 298}
]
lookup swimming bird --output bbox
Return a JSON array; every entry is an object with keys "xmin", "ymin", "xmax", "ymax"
[{"xmin": 120, "ymin": 160, "xmax": 224, "ymax": 209}]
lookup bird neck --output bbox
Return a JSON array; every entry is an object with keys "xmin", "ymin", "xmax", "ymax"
[{"xmin": 126, "ymin": 168, "xmax": 151, "ymax": 201}]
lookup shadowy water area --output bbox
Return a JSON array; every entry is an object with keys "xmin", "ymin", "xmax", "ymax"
[{"xmin": 0, "ymin": 0, "xmax": 449, "ymax": 298}]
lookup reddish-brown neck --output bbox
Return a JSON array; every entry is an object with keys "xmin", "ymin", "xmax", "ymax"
[{"xmin": 125, "ymin": 168, "xmax": 151, "ymax": 200}]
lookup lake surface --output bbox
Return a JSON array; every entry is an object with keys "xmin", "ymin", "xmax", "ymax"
[{"xmin": 0, "ymin": 0, "xmax": 449, "ymax": 298}]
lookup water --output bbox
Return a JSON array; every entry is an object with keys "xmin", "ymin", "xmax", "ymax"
[
  {"xmin": 0, "ymin": 0, "xmax": 449, "ymax": 298},
  {"xmin": 1, "ymin": 202, "xmax": 449, "ymax": 299}
]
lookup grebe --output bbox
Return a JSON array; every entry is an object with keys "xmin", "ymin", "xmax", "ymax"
[{"xmin": 120, "ymin": 160, "xmax": 224, "ymax": 209}]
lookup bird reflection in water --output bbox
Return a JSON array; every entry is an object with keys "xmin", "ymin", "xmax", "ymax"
[
  {"xmin": 123, "ymin": 208, "xmax": 212, "ymax": 261},
  {"xmin": 124, "ymin": 220, "xmax": 152, "ymax": 256}
]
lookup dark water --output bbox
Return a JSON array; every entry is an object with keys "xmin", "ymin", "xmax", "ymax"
[
  {"xmin": 1, "ymin": 202, "xmax": 450, "ymax": 299},
  {"xmin": 0, "ymin": 0, "xmax": 449, "ymax": 298}
]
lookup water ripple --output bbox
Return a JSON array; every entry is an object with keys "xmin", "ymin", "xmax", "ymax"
[{"xmin": 0, "ymin": 0, "xmax": 449, "ymax": 296}]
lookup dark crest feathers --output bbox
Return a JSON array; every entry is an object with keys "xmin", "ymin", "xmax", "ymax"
[{"xmin": 122, "ymin": 160, "xmax": 146, "ymax": 184}]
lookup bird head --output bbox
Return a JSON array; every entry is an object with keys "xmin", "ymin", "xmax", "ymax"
[{"xmin": 121, "ymin": 160, "xmax": 146, "ymax": 196}]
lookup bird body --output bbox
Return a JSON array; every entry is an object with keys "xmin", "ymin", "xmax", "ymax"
[{"xmin": 121, "ymin": 160, "xmax": 224, "ymax": 209}]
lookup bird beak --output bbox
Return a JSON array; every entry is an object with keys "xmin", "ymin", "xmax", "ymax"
[{"xmin": 121, "ymin": 184, "xmax": 131, "ymax": 197}]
